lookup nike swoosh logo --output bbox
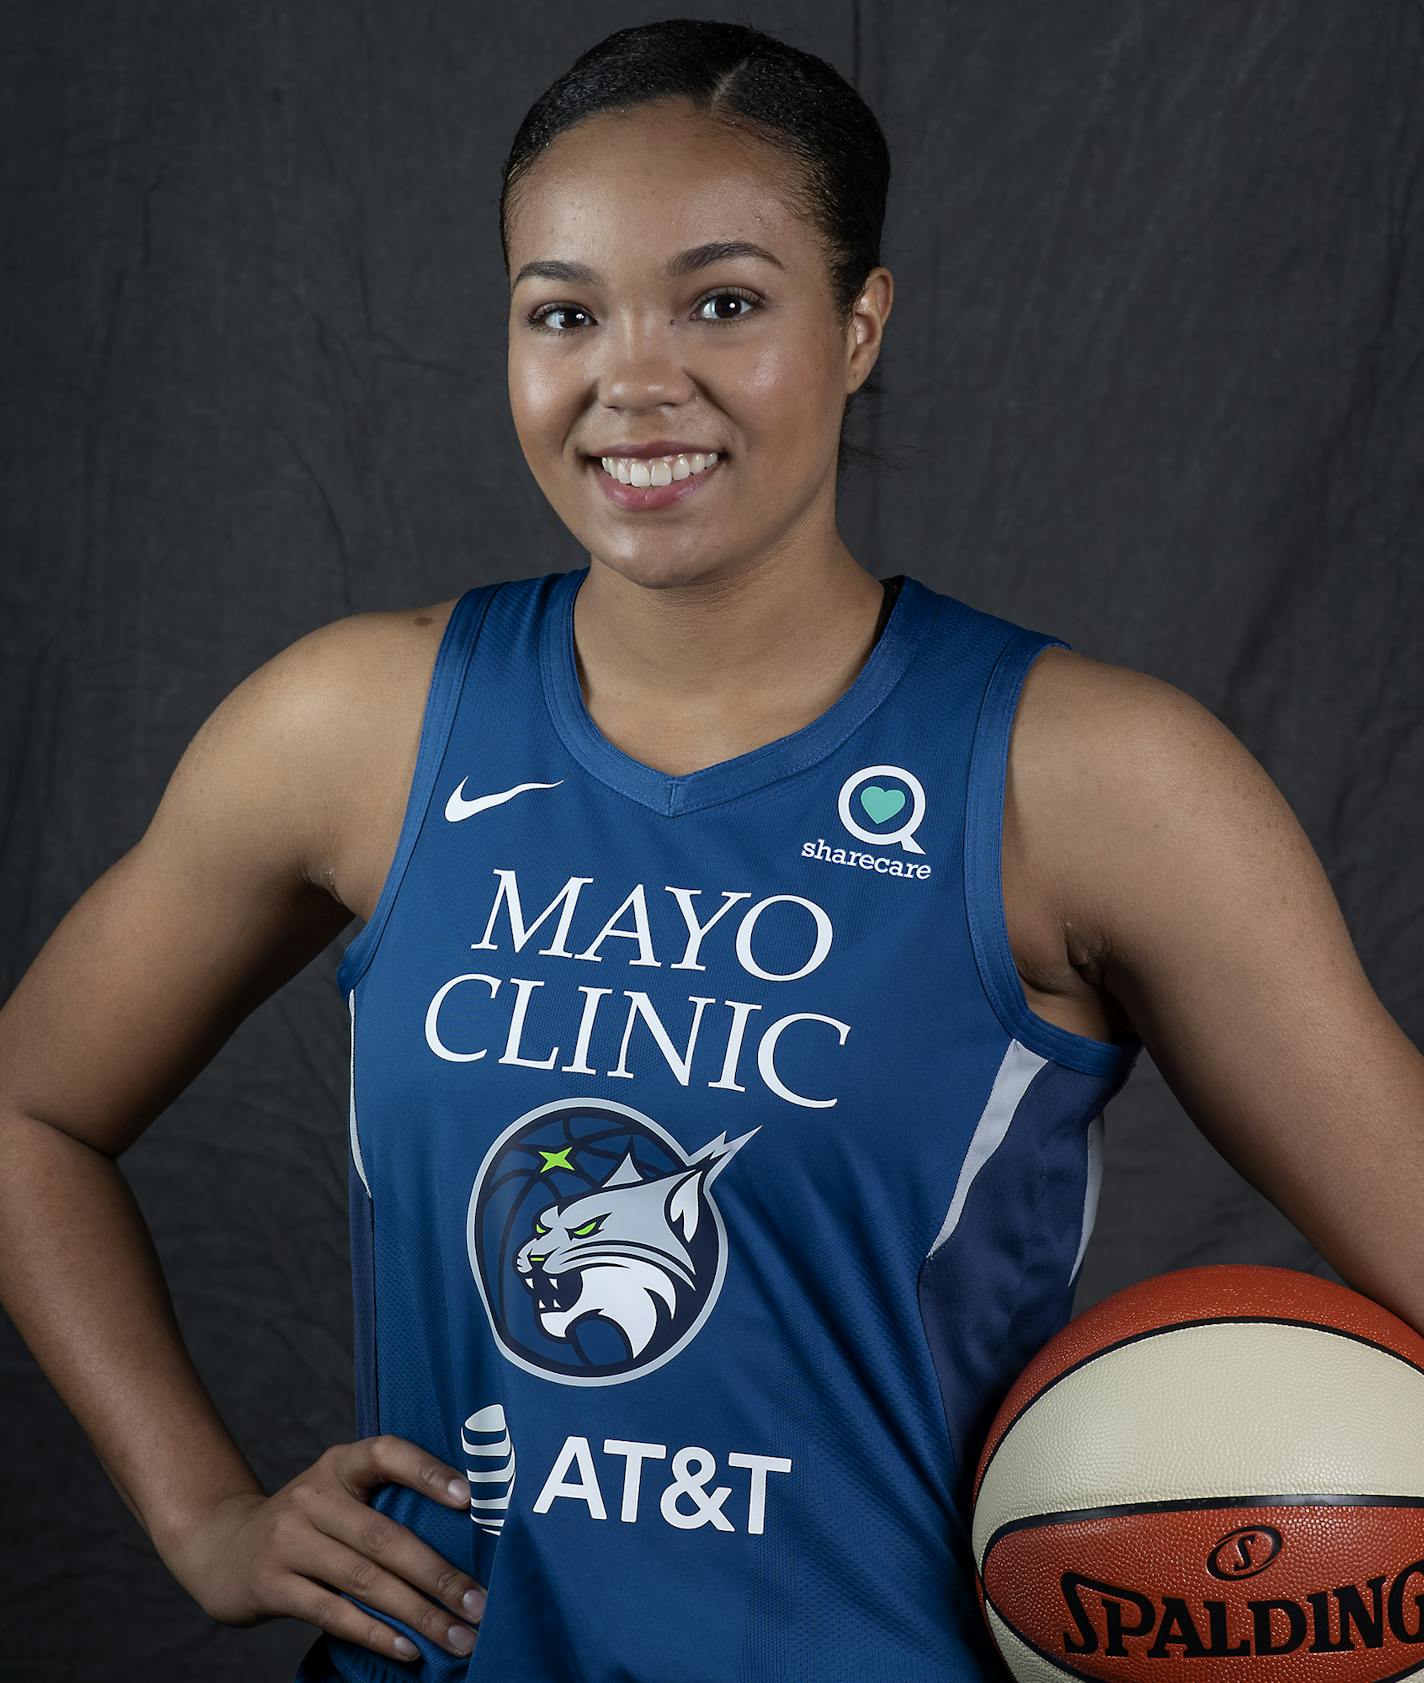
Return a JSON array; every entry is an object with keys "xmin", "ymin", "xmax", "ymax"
[{"xmin": 444, "ymin": 777, "xmax": 564, "ymax": 822}]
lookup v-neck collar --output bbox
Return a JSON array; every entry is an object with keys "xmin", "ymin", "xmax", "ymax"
[{"xmin": 538, "ymin": 565, "xmax": 934, "ymax": 817}]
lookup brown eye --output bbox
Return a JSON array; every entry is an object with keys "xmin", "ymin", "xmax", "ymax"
[
  {"xmin": 528, "ymin": 303, "xmax": 592, "ymax": 333},
  {"xmin": 528, "ymin": 289, "xmax": 762, "ymax": 334},
  {"xmin": 694, "ymin": 289, "xmax": 761, "ymax": 323}
]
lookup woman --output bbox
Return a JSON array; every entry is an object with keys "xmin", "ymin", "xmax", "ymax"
[{"xmin": 2, "ymin": 17, "xmax": 1419, "ymax": 1683}]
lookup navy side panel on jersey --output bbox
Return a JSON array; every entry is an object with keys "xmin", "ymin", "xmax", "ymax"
[{"xmin": 298, "ymin": 569, "xmax": 1142, "ymax": 1683}]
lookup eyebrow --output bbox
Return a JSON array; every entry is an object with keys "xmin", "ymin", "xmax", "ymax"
[{"xmin": 512, "ymin": 239, "xmax": 786, "ymax": 290}]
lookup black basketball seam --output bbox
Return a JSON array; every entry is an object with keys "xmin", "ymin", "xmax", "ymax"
[
  {"xmin": 973, "ymin": 1315, "xmax": 1424, "ymax": 1509},
  {"xmin": 982, "ymin": 1493, "xmax": 1424, "ymax": 1565}
]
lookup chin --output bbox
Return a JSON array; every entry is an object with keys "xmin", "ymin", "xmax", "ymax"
[{"xmin": 586, "ymin": 552, "xmax": 743, "ymax": 593}]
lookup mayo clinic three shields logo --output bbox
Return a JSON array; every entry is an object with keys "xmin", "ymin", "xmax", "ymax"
[
  {"xmin": 468, "ymin": 1097, "xmax": 758, "ymax": 1387},
  {"xmin": 802, "ymin": 763, "xmax": 932, "ymax": 879}
]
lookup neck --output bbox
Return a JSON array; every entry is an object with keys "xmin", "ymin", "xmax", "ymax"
[{"xmin": 571, "ymin": 550, "xmax": 890, "ymax": 732}]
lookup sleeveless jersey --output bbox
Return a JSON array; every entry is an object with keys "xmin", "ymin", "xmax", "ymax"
[{"xmin": 295, "ymin": 565, "xmax": 1143, "ymax": 1683}]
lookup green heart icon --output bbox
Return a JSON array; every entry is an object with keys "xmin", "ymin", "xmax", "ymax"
[{"xmin": 859, "ymin": 784, "xmax": 906, "ymax": 823}]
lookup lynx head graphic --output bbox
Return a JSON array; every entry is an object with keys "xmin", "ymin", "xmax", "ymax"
[
  {"xmin": 468, "ymin": 1099, "xmax": 759, "ymax": 1386},
  {"xmin": 514, "ymin": 1136, "xmax": 752, "ymax": 1359}
]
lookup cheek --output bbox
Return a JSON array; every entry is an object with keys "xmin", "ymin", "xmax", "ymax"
[
  {"xmin": 507, "ymin": 350, "xmax": 572, "ymax": 438},
  {"xmin": 745, "ymin": 325, "xmax": 839, "ymax": 404}
]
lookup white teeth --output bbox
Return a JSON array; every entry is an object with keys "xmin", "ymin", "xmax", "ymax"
[{"xmin": 600, "ymin": 451, "xmax": 720, "ymax": 487}]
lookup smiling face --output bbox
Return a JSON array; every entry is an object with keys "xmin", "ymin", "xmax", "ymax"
[{"xmin": 504, "ymin": 98, "xmax": 891, "ymax": 589}]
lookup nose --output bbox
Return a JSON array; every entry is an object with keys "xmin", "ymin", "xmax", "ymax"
[{"xmin": 596, "ymin": 315, "xmax": 695, "ymax": 411}]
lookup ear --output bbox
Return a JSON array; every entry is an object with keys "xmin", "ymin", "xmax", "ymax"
[{"xmin": 845, "ymin": 266, "xmax": 894, "ymax": 393}]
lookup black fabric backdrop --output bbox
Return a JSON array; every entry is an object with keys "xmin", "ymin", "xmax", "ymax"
[{"xmin": 2, "ymin": 3, "xmax": 1421, "ymax": 1678}]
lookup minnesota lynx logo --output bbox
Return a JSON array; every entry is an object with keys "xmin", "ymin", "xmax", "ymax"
[{"xmin": 467, "ymin": 1097, "xmax": 758, "ymax": 1386}]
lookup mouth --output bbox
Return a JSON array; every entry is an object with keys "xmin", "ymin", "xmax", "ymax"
[
  {"xmin": 585, "ymin": 451, "xmax": 726, "ymax": 512},
  {"xmin": 527, "ymin": 1271, "xmax": 577, "ymax": 1312}
]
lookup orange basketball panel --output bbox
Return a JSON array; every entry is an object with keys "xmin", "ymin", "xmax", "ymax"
[{"xmin": 982, "ymin": 1501, "xmax": 1424, "ymax": 1683}]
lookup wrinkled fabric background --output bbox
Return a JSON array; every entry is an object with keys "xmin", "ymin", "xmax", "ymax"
[{"xmin": 2, "ymin": 3, "xmax": 1420, "ymax": 1677}]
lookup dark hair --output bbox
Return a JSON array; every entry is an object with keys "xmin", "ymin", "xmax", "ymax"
[{"xmin": 499, "ymin": 18, "xmax": 895, "ymax": 479}]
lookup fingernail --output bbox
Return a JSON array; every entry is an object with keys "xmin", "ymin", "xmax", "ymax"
[
  {"xmin": 463, "ymin": 1589, "xmax": 484, "ymax": 1618},
  {"xmin": 448, "ymin": 1625, "xmax": 475, "ymax": 1655},
  {"xmin": 394, "ymin": 1636, "xmax": 418, "ymax": 1659},
  {"xmin": 447, "ymin": 1477, "xmax": 468, "ymax": 1501}
]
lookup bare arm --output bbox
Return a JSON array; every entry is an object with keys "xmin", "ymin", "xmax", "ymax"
[
  {"xmin": 1016, "ymin": 650, "xmax": 1424, "ymax": 1331},
  {"xmin": 0, "ymin": 617, "xmax": 356, "ymax": 1557},
  {"xmin": 0, "ymin": 600, "xmax": 490, "ymax": 1666}
]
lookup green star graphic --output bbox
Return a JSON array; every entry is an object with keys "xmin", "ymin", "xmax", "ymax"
[{"xmin": 538, "ymin": 1146, "xmax": 574, "ymax": 1173}]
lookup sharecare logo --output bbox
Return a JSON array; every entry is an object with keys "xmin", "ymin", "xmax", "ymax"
[
  {"xmin": 801, "ymin": 836, "xmax": 931, "ymax": 880},
  {"xmin": 802, "ymin": 763, "xmax": 932, "ymax": 879}
]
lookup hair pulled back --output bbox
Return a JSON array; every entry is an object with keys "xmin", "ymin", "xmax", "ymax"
[{"xmin": 499, "ymin": 18, "xmax": 893, "ymax": 478}]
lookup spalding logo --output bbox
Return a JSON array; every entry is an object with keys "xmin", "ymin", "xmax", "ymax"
[
  {"xmin": 467, "ymin": 1096, "xmax": 758, "ymax": 1387},
  {"xmin": 1059, "ymin": 1559, "xmax": 1424, "ymax": 1657},
  {"xmin": 1207, "ymin": 1525, "xmax": 1284, "ymax": 1581}
]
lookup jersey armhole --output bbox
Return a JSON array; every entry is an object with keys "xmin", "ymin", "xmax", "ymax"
[
  {"xmin": 963, "ymin": 628, "xmax": 1143, "ymax": 1077},
  {"xmin": 334, "ymin": 584, "xmax": 494, "ymax": 996}
]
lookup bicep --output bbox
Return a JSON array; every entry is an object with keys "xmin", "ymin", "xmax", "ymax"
[{"xmin": 0, "ymin": 629, "xmax": 359, "ymax": 1157}]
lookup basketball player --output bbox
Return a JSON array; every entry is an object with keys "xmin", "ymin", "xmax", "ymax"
[{"xmin": 1, "ymin": 20, "xmax": 1420, "ymax": 1683}]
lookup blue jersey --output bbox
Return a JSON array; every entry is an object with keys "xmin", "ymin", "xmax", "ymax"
[{"xmin": 295, "ymin": 566, "xmax": 1142, "ymax": 1683}]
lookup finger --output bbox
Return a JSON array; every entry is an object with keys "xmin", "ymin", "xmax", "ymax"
[
  {"xmin": 289, "ymin": 1532, "xmax": 482, "ymax": 1661},
  {"xmin": 310, "ymin": 1474, "xmax": 488, "ymax": 1631},
  {"xmin": 350, "ymin": 1434, "xmax": 473, "ymax": 1513},
  {"xmin": 281, "ymin": 1574, "xmax": 446, "ymax": 1665}
]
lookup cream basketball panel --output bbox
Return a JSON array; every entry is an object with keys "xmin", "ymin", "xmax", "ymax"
[
  {"xmin": 985, "ymin": 1602, "xmax": 1080, "ymax": 1683},
  {"xmin": 972, "ymin": 1321, "xmax": 1424, "ymax": 1569}
]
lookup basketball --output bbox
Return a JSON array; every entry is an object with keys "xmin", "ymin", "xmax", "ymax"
[{"xmin": 970, "ymin": 1263, "xmax": 1424, "ymax": 1680}]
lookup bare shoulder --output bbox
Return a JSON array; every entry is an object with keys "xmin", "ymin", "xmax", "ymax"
[
  {"xmin": 1012, "ymin": 642, "xmax": 1255, "ymax": 807},
  {"xmin": 1011, "ymin": 643, "xmax": 1212, "ymax": 773},
  {"xmin": 0, "ymin": 595, "xmax": 459, "ymax": 1152},
  {"xmin": 266, "ymin": 596, "xmax": 461, "ymax": 913},
  {"xmin": 183, "ymin": 595, "xmax": 460, "ymax": 915},
  {"xmin": 1007, "ymin": 641, "xmax": 1290, "ymax": 974},
  {"xmin": 139, "ymin": 597, "xmax": 451, "ymax": 884}
]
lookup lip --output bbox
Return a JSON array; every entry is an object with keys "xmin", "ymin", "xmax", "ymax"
[
  {"xmin": 589, "ymin": 455, "xmax": 725, "ymax": 512},
  {"xmin": 590, "ymin": 440, "xmax": 722, "ymax": 458}
]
